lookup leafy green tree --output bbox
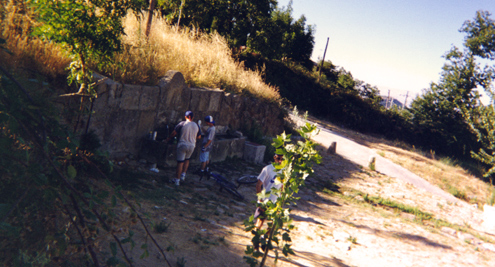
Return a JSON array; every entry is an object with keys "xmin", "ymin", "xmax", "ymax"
[
  {"xmin": 356, "ymin": 80, "xmax": 382, "ymax": 107},
  {"xmin": 247, "ymin": 1, "xmax": 314, "ymax": 62},
  {"xmin": 158, "ymin": 0, "xmax": 276, "ymax": 47},
  {"xmin": 30, "ymin": 0, "xmax": 146, "ymax": 96},
  {"xmin": 337, "ymin": 69, "xmax": 356, "ymax": 92},
  {"xmin": 243, "ymin": 123, "xmax": 321, "ymax": 267},
  {"xmin": 457, "ymin": 11, "xmax": 495, "ymax": 179},
  {"xmin": 316, "ymin": 60, "xmax": 339, "ymax": 84},
  {"xmin": 409, "ymin": 45, "xmax": 487, "ymax": 157},
  {"xmin": 462, "ymin": 10, "xmax": 495, "ymax": 61}
]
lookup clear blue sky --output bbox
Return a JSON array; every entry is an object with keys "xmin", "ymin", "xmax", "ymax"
[{"xmin": 277, "ymin": 0, "xmax": 495, "ymax": 104}]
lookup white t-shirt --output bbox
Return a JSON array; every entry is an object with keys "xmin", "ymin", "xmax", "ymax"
[
  {"xmin": 175, "ymin": 120, "xmax": 200, "ymax": 146},
  {"xmin": 257, "ymin": 164, "xmax": 282, "ymax": 203}
]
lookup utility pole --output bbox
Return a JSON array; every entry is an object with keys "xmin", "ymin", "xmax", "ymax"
[
  {"xmin": 318, "ymin": 37, "xmax": 330, "ymax": 83},
  {"xmin": 404, "ymin": 91, "xmax": 409, "ymax": 109},
  {"xmin": 386, "ymin": 90, "xmax": 391, "ymax": 109}
]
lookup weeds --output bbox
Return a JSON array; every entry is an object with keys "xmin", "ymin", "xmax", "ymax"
[
  {"xmin": 347, "ymin": 236, "xmax": 358, "ymax": 244},
  {"xmin": 177, "ymin": 257, "xmax": 187, "ymax": 267},
  {"xmin": 154, "ymin": 221, "xmax": 171, "ymax": 233}
]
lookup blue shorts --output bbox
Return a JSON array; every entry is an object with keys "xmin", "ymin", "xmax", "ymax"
[{"xmin": 199, "ymin": 151, "xmax": 210, "ymax": 163}]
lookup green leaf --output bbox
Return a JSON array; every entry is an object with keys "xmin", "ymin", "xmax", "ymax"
[
  {"xmin": 67, "ymin": 165, "xmax": 77, "ymax": 179},
  {"xmin": 139, "ymin": 248, "xmax": 149, "ymax": 259}
]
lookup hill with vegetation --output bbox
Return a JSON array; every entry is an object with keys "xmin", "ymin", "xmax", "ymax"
[{"xmin": 2, "ymin": 1, "xmax": 495, "ymax": 266}]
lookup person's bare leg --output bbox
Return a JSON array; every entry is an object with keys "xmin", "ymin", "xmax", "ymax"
[
  {"xmin": 255, "ymin": 218, "xmax": 265, "ymax": 230},
  {"xmin": 200, "ymin": 161, "xmax": 207, "ymax": 171},
  {"xmin": 183, "ymin": 159, "xmax": 190, "ymax": 175},
  {"xmin": 176, "ymin": 162, "xmax": 184, "ymax": 180}
]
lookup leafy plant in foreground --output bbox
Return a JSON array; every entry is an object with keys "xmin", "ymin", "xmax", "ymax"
[
  {"xmin": 0, "ymin": 62, "xmax": 172, "ymax": 266},
  {"xmin": 243, "ymin": 123, "xmax": 321, "ymax": 267}
]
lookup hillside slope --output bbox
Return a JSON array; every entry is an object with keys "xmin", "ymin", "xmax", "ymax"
[{"xmin": 107, "ymin": 117, "xmax": 495, "ymax": 267}]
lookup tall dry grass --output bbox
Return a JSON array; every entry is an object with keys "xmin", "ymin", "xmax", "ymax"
[
  {"xmin": 0, "ymin": 3, "xmax": 280, "ymax": 102},
  {"xmin": 97, "ymin": 12, "xmax": 280, "ymax": 102},
  {"xmin": 0, "ymin": 1, "xmax": 70, "ymax": 80},
  {"xmin": 108, "ymin": 13, "xmax": 280, "ymax": 102}
]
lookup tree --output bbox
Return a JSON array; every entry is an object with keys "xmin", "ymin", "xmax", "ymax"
[
  {"xmin": 243, "ymin": 123, "xmax": 321, "ymax": 267},
  {"xmin": 30, "ymin": 0, "xmax": 146, "ymax": 96},
  {"xmin": 409, "ymin": 45, "xmax": 487, "ymax": 158},
  {"xmin": 337, "ymin": 69, "xmax": 356, "ymax": 92},
  {"xmin": 247, "ymin": 1, "xmax": 315, "ymax": 62},
  {"xmin": 356, "ymin": 80, "xmax": 382, "ymax": 107},
  {"xmin": 457, "ymin": 11, "xmax": 495, "ymax": 179},
  {"xmin": 158, "ymin": 0, "xmax": 276, "ymax": 47}
]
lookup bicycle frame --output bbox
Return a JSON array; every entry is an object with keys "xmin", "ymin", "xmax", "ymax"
[{"xmin": 200, "ymin": 171, "xmax": 244, "ymax": 201}]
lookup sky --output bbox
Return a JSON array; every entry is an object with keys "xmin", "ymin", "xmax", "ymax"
[{"xmin": 277, "ymin": 0, "xmax": 495, "ymax": 105}]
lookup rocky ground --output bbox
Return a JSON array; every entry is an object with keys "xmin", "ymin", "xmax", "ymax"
[{"xmin": 107, "ymin": 140, "xmax": 495, "ymax": 267}]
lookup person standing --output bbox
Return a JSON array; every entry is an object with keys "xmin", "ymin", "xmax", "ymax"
[
  {"xmin": 199, "ymin": 115, "xmax": 216, "ymax": 175},
  {"xmin": 165, "ymin": 111, "xmax": 201, "ymax": 186},
  {"xmin": 254, "ymin": 154, "xmax": 284, "ymax": 230}
]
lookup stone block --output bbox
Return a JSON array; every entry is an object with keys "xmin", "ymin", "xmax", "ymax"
[
  {"xmin": 140, "ymin": 86, "xmax": 160, "ymax": 111},
  {"xmin": 137, "ymin": 111, "xmax": 157, "ymax": 141},
  {"xmin": 107, "ymin": 82, "xmax": 123, "ymax": 108},
  {"xmin": 190, "ymin": 88, "xmax": 211, "ymax": 112},
  {"xmin": 158, "ymin": 70, "xmax": 187, "ymax": 108},
  {"xmin": 327, "ymin": 141, "xmax": 337, "ymax": 154},
  {"xmin": 244, "ymin": 141, "xmax": 266, "ymax": 165},
  {"xmin": 120, "ymin": 84, "xmax": 142, "ymax": 110},
  {"xmin": 102, "ymin": 110, "xmax": 141, "ymax": 155},
  {"xmin": 207, "ymin": 89, "xmax": 223, "ymax": 112}
]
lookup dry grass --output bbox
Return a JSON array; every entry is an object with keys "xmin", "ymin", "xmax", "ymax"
[
  {"xmin": 309, "ymin": 114, "xmax": 493, "ymax": 206},
  {"xmin": 0, "ymin": 3, "xmax": 280, "ymax": 102},
  {"xmin": 0, "ymin": 1, "xmax": 70, "ymax": 80},
  {"xmin": 101, "ymin": 12, "xmax": 280, "ymax": 102},
  {"xmin": 375, "ymin": 144, "xmax": 491, "ymax": 204}
]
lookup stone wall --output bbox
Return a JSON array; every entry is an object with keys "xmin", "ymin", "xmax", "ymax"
[{"xmin": 88, "ymin": 70, "xmax": 284, "ymax": 158}]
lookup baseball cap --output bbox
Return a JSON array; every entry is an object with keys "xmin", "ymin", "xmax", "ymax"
[
  {"xmin": 204, "ymin": 115, "xmax": 215, "ymax": 125},
  {"xmin": 185, "ymin": 111, "xmax": 194, "ymax": 117}
]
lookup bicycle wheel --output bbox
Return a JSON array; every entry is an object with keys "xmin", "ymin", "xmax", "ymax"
[
  {"xmin": 214, "ymin": 175, "xmax": 244, "ymax": 201},
  {"xmin": 237, "ymin": 175, "xmax": 258, "ymax": 185}
]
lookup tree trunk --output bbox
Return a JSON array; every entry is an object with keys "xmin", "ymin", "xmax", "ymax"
[{"xmin": 145, "ymin": 0, "xmax": 157, "ymax": 38}]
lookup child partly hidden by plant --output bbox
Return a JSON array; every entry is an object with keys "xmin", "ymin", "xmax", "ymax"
[
  {"xmin": 253, "ymin": 154, "xmax": 284, "ymax": 251},
  {"xmin": 199, "ymin": 115, "xmax": 215, "ymax": 174}
]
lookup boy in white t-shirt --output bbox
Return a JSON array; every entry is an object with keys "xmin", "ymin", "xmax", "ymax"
[{"xmin": 254, "ymin": 154, "xmax": 284, "ymax": 230}]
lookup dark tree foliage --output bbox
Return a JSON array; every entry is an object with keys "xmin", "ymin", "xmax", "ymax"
[
  {"xmin": 158, "ymin": 0, "xmax": 276, "ymax": 47},
  {"xmin": 158, "ymin": 0, "xmax": 314, "ymax": 62},
  {"xmin": 458, "ymin": 11, "xmax": 495, "ymax": 178},
  {"xmin": 239, "ymin": 54, "xmax": 413, "ymax": 142},
  {"xmin": 409, "ymin": 47, "xmax": 484, "ymax": 158},
  {"xmin": 246, "ymin": 2, "xmax": 314, "ymax": 63},
  {"xmin": 461, "ymin": 10, "xmax": 495, "ymax": 61},
  {"xmin": 409, "ymin": 10, "xmax": 495, "ymax": 161}
]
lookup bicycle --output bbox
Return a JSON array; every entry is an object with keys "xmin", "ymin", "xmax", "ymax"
[
  {"xmin": 236, "ymin": 175, "xmax": 258, "ymax": 188},
  {"xmin": 198, "ymin": 169, "xmax": 256, "ymax": 201}
]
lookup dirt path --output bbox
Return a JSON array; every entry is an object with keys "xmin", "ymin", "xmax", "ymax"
[
  {"xmin": 290, "ymin": 114, "xmax": 460, "ymax": 204},
  {"xmin": 290, "ymin": 114, "xmax": 486, "ymax": 232},
  {"xmin": 112, "ymin": 117, "xmax": 495, "ymax": 267}
]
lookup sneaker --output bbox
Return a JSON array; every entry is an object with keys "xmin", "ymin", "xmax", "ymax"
[
  {"xmin": 180, "ymin": 172, "xmax": 186, "ymax": 181},
  {"xmin": 150, "ymin": 167, "xmax": 159, "ymax": 173},
  {"xmin": 174, "ymin": 179, "xmax": 180, "ymax": 186}
]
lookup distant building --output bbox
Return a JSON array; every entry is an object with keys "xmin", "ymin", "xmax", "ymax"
[{"xmin": 380, "ymin": 96, "xmax": 405, "ymax": 109}]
